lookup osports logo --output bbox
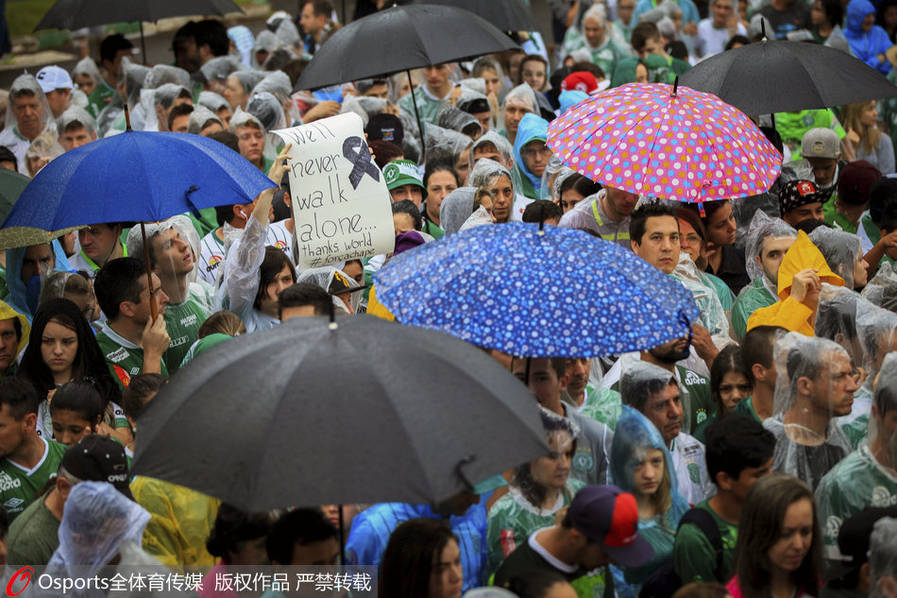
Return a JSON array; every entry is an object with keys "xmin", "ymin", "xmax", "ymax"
[{"xmin": 6, "ymin": 566, "xmax": 32, "ymax": 596}]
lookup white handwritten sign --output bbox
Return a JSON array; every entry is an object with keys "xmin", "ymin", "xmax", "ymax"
[{"xmin": 273, "ymin": 112, "xmax": 395, "ymax": 270}]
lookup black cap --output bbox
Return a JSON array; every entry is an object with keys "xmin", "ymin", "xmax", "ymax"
[
  {"xmin": 365, "ymin": 113, "xmax": 404, "ymax": 146},
  {"xmin": 62, "ymin": 434, "xmax": 134, "ymax": 500},
  {"xmin": 457, "ymin": 97, "xmax": 490, "ymax": 115},
  {"xmin": 826, "ymin": 505, "xmax": 897, "ymax": 582}
]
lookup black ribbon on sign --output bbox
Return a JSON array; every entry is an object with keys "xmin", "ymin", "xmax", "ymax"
[{"xmin": 342, "ymin": 136, "xmax": 380, "ymax": 190}]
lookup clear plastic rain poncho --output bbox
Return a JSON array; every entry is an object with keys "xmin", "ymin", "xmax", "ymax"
[
  {"xmin": 296, "ymin": 266, "xmax": 362, "ymax": 315},
  {"xmin": 267, "ymin": 10, "xmax": 301, "ymax": 48},
  {"xmin": 809, "ymin": 227, "xmax": 863, "ymax": 289},
  {"xmin": 252, "ymin": 70, "xmax": 292, "ymax": 100},
  {"xmin": 44, "ymin": 481, "xmax": 151, "ymax": 583},
  {"xmin": 440, "ymin": 187, "xmax": 478, "ymax": 236},
  {"xmin": 252, "ymin": 30, "xmax": 284, "ymax": 68},
  {"xmin": 340, "ymin": 96, "xmax": 389, "ymax": 127},
  {"xmin": 37, "ymin": 271, "xmax": 95, "ymax": 314},
  {"xmin": 862, "ymin": 260, "xmax": 897, "ymax": 311},
  {"xmin": 198, "ymin": 90, "xmax": 230, "ymax": 114},
  {"xmin": 765, "ymin": 331, "xmax": 854, "ymax": 490},
  {"xmin": 140, "ymin": 83, "xmax": 191, "ymax": 132},
  {"xmin": 610, "ymin": 406, "xmax": 689, "ymax": 590},
  {"xmin": 848, "ymin": 300, "xmax": 897, "ymax": 446},
  {"xmin": 672, "ymin": 252, "xmax": 730, "ymax": 338},
  {"xmin": 743, "ymin": 210, "xmax": 797, "ymax": 282},
  {"xmin": 550, "ymin": 166, "xmax": 578, "ymax": 202},
  {"xmin": 25, "ymin": 129, "xmax": 63, "ymax": 174},
  {"xmin": 72, "ymin": 57, "xmax": 102, "ymax": 91},
  {"xmin": 231, "ymin": 70, "xmax": 268, "ymax": 103},
  {"xmin": 436, "ymin": 105, "xmax": 483, "ymax": 139},
  {"xmin": 458, "ymin": 78, "xmax": 487, "ymax": 96},
  {"xmin": 870, "ymin": 516, "xmax": 897, "ymax": 589},
  {"xmin": 468, "ymin": 157, "xmax": 513, "ymax": 190},
  {"xmin": 5, "ymin": 73, "xmax": 53, "ymax": 134},
  {"xmin": 125, "ymin": 216, "xmax": 202, "ymax": 283},
  {"xmin": 814, "ymin": 284, "xmax": 863, "ymax": 367},
  {"xmin": 144, "ymin": 64, "xmax": 191, "ymax": 92},
  {"xmin": 187, "ymin": 104, "xmax": 222, "ymax": 135},
  {"xmin": 57, "ymin": 105, "xmax": 96, "ymax": 137},
  {"xmin": 199, "ymin": 55, "xmax": 245, "ymax": 85},
  {"xmin": 228, "ymin": 25, "xmax": 255, "ymax": 67},
  {"xmin": 471, "ymin": 56, "xmax": 506, "ymax": 98},
  {"xmin": 498, "ymin": 83, "xmax": 538, "ymax": 133},
  {"xmin": 246, "ymin": 91, "xmax": 287, "ymax": 132},
  {"xmin": 425, "ymin": 123, "xmax": 472, "ymax": 163},
  {"xmin": 469, "ymin": 131, "xmax": 514, "ymax": 169},
  {"xmin": 229, "ymin": 106, "xmax": 265, "ymax": 133}
]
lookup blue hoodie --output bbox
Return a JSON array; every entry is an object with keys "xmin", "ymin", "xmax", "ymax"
[
  {"xmin": 845, "ymin": 0, "xmax": 893, "ymax": 74},
  {"xmin": 5, "ymin": 240, "xmax": 73, "ymax": 322},
  {"xmin": 512, "ymin": 113, "xmax": 550, "ymax": 200}
]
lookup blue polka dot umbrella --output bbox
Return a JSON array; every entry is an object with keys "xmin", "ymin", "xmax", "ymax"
[
  {"xmin": 547, "ymin": 81, "xmax": 782, "ymax": 206},
  {"xmin": 372, "ymin": 222, "xmax": 700, "ymax": 357}
]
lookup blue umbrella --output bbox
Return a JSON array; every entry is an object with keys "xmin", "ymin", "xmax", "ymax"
[
  {"xmin": 373, "ymin": 222, "xmax": 700, "ymax": 357},
  {"xmin": 1, "ymin": 130, "xmax": 276, "ymax": 237}
]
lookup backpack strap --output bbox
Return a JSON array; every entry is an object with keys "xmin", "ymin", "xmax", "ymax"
[{"xmin": 677, "ymin": 507, "xmax": 724, "ymax": 580}]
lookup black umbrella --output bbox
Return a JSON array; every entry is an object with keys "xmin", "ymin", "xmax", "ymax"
[
  {"xmin": 415, "ymin": 0, "xmax": 537, "ymax": 32},
  {"xmin": 679, "ymin": 38, "xmax": 897, "ymax": 116},
  {"xmin": 132, "ymin": 315, "xmax": 548, "ymax": 512},
  {"xmin": 34, "ymin": 0, "xmax": 243, "ymax": 63},
  {"xmin": 294, "ymin": 3, "xmax": 519, "ymax": 162}
]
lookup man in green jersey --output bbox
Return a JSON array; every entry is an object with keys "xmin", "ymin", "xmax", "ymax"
[
  {"xmin": 0, "ymin": 379, "xmax": 65, "ymax": 521},
  {"xmin": 673, "ymin": 414, "xmax": 775, "ymax": 584},
  {"xmin": 94, "ymin": 258, "xmax": 171, "ymax": 389},
  {"xmin": 817, "ymin": 352, "xmax": 897, "ymax": 563},
  {"xmin": 127, "ymin": 219, "xmax": 214, "ymax": 373}
]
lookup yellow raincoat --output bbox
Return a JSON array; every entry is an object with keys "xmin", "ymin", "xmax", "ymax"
[
  {"xmin": 0, "ymin": 300, "xmax": 30, "ymax": 374},
  {"xmin": 747, "ymin": 231, "xmax": 844, "ymax": 336},
  {"xmin": 366, "ymin": 285, "xmax": 395, "ymax": 321},
  {"xmin": 130, "ymin": 477, "xmax": 221, "ymax": 570}
]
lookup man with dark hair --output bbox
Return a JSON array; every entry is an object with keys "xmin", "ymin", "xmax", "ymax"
[
  {"xmin": 300, "ymin": 0, "xmax": 338, "ymax": 55},
  {"xmin": 673, "ymin": 414, "xmax": 775, "ymax": 584},
  {"xmin": 0, "ymin": 301, "xmax": 28, "ymax": 377},
  {"xmin": 630, "ymin": 201, "xmax": 680, "ymax": 275},
  {"xmin": 267, "ymin": 508, "xmax": 339, "ymax": 566},
  {"xmin": 94, "ymin": 258, "xmax": 171, "ymax": 389},
  {"xmin": 6, "ymin": 435, "xmax": 132, "ymax": 566},
  {"xmin": 817, "ymin": 351, "xmax": 897, "ymax": 562},
  {"xmin": 736, "ymin": 326, "xmax": 786, "ymax": 422},
  {"xmin": 86, "ymin": 34, "xmax": 134, "ymax": 117},
  {"xmin": 764, "ymin": 332, "xmax": 856, "ymax": 490},
  {"xmin": 279, "ymin": 283, "xmax": 332, "ymax": 320},
  {"xmin": 778, "ymin": 179, "xmax": 830, "ymax": 227},
  {"xmin": 559, "ymin": 185, "xmax": 638, "ymax": 249},
  {"xmin": 0, "ymin": 147, "xmax": 16, "ymax": 172},
  {"xmin": 57, "ymin": 106, "xmax": 98, "ymax": 152},
  {"xmin": 69, "ymin": 223, "xmax": 128, "ymax": 279},
  {"xmin": 494, "ymin": 485, "xmax": 652, "ymax": 594},
  {"xmin": 629, "ymin": 22, "xmax": 691, "ymax": 80},
  {"xmin": 167, "ymin": 103, "xmax": 194, "ymax": 134},
  {"xmin": 522, "ymin": 200, "xmax": 563, "ymax": 226},
  {"xmin": 172, "ymin": 19, "xmax": 228, "ymax": 73},
  {"xmin": 821, "ymin": 507, "xmax": 897, "ymax": 597},
  {"xmin": 619, "ymin": 360, "xmax": 714, "ymax": 504},
  {"xmin": 0, "ymin": 378, "xmax": 65, "ymax": 521},
  {"xmin": 510, "ymin": 357, "xmax": 613, "ymax": 486}
]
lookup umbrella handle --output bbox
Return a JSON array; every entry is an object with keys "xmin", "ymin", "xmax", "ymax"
[
  {"xmin": 140, "ymin": 223, "xmax": 159, "ymax": 321},
  {"xmin": 455, "ymin": 455, "xmax": 476, "ymax": 492}
]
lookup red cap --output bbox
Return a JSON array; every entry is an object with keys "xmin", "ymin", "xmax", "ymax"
[{"xmin": 561, "ymin": 71, "xmax": 599, "ymax": 94}]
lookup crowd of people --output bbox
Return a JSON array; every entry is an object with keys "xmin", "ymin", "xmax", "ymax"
[{"xmin": 0, "ymin": 0, "xmax": 896, "ymax": 596}]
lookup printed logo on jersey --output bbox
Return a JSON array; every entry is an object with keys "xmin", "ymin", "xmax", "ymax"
[
  {"xmin": 3, "ymin": 497, "xmax": 23, "ymax": 512},
  {"xmin": 106, "ymin": 347, "xmax": 130, "ymax": 364},
  {"xmin": 872, "ymin": 486, "xmax": 897, "ymax": 507},
  {"xmin": 573, "ymin": 450, "xmax": 595, "ymax": 474},
  {"xmin": 0, "ymin": 472, "xmax": 21, "ymax": 493},
  {"xmin": 205, "ymin": 254, "xmax": 224, "ymax": 273},
  {"xmin": 683, "ymin": 370, "xmax": 706, "ymax": 386}
]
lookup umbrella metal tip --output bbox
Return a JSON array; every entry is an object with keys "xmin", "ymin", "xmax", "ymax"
[
  {"xmin": 537, "ymin": 229, "xmax": 546, "ymax": 237},
  {"xmin": 329, "ymin": 321, "xmax": 339, "ymax": 331}
]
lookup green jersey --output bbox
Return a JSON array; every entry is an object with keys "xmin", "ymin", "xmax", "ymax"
[
  {"xmin": 732, "ymin": 396, "xmax": 763, "ymax": 423},
  {"xmin": 85, "ymin": 80, "xmax": 117, "ymax": 119},
  {"xmin": 677, "ymin": 365, "xmax": 714, "ymax": 435},
  {"xmin": 673, "ymin": 500, "xmax": 738, "ymax": 584},
  {"xmin": 96, "ymin": 324, "xmax": 169, "ymax": 390},
  {"xmin": 579, "ymin": 387, "xmax": 623, "ymax": 431},
  {"xmin": 398, "ymin": 86, "xmax": 450, "ymax": 126},
  {"xmin": 816, "ymin": 444, "xmax": 897, "ymax": 559},
  {"xmin": 162, "ymin": 283, "xmax": 214, "ymax": 374},
  {"xmin": 731, "ymin": 277, "xmax": 777, "ymax": 340},
  {"xmin": 0, "ymin": 438, "xmax": 66, "ymax": 521}
]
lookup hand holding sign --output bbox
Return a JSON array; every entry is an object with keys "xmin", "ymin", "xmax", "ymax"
[{"xmin": 273, "ymin": 113, "xmax": 395, "ymax": 270}]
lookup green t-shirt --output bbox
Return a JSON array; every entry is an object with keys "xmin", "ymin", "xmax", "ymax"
[
  {"xmin": 579, "ymin": 386, "xmax": 623, "ymax": 431},
  {"xmin": 398, "ymin": 86, "xmax": 450, "ymax": 126},
  {"xmin": 96, "ymin": 325, "xmax": 170, "ymax": 390},
  {"xmin": 0, "ymin": 439, "xmax": 66, "ymax": 522},
  {"xmin": 188, "ymin": 207, "xmax": 219, "ymax": 239},
  {"xmin": 732, "ymin": 396, "xmax": 763, "ymax": 423},
  {"xmin": 774, "ymin": 109, "xmax": 846, "ymax": 148},
  {"xmin": 162, "ymin": 288, "xmax": 213, "ymax": 374},
  {"xmin": 817, "ymin": 444, "xmax": 897, "ymax": 558},
  {"xmin": 677, "ymin": 365, "xmax": 714, "ymax": 435},
  {"xmin": 6, "ymin": 493, "xmax": 59, "ymax": 566},
  {"xmin": 421, "ymin": 218, "xmax": 445, "ymax": 240},
  {"xmin": 673, "ymin": 500, "xmax": 738, "ymax": 584},
  {"xmin": 85, "ymin": 80, "xmax": 117, "ymax": 119}
]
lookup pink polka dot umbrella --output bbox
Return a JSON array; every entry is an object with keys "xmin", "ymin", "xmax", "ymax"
[{"xmin": 547, "ymin": 81, "xmax": 782, "ymax": 206}]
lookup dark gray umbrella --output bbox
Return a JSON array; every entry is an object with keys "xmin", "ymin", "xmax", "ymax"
[
  {"xmin": 132, "ymin": 315, "xmax": 548, "ymax": 512},
  {"xmin": 414, "ymin": 0, "xmax": 537, "ymax": 32},
  {"xmin": 35, "ymin": 0, "xmax": 242, "ymax": 63},
  {"xmin": 293, "ymin": 3, "xmax": 518, "ymax": 163},
  {"xmin": 679, "ymin": 39, "xmax": 897, "ymax": 116}
]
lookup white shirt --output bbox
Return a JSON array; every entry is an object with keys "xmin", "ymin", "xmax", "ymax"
[{"xmin": 695, "ymin": 18, "xmax": 747, "ymax": 58}]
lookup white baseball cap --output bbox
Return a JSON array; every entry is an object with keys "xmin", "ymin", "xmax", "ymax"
[{"xmin": 35, "ymin": 65, "xmax": 73, "ymax": 93}]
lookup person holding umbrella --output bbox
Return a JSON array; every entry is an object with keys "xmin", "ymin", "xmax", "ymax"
[{"xmin": 93, "ymin": 258, "xmax": 172, "ymax": 388}]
